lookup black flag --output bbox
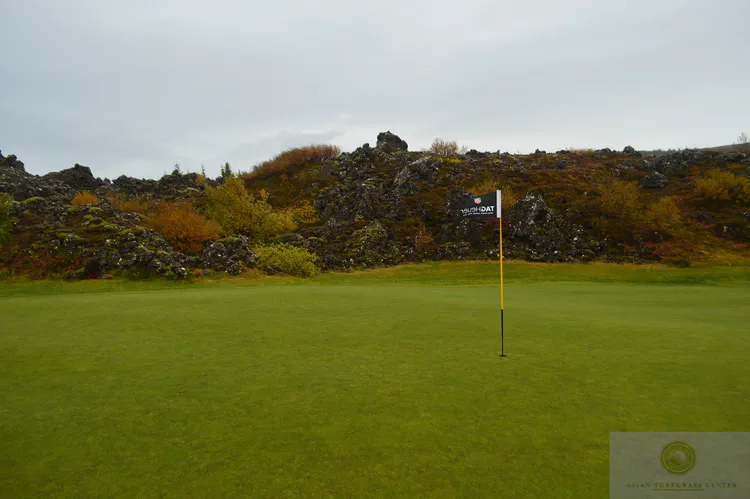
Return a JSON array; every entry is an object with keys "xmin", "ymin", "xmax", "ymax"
[{"xmin": 459, "ymin": 191, "xmax": 501, "ymax": 218}]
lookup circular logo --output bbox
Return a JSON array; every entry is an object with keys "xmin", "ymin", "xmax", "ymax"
[{"xmin": 661, "ymin": 441, "xmax": 696, "ymax": 475}]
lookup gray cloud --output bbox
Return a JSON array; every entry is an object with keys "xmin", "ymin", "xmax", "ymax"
[{"xmin": 1, "ymin": 0, "xmax": 748, "ymax": 179}]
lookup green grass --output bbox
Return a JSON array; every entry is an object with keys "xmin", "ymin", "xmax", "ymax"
[{"xmin": 1, "ymin": 263, "xmax": 749, "ymax": 497}]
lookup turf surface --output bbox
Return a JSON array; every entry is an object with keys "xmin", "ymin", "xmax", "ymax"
[{"xmin": 1, "ymin": 262, "xmax": 749, "ymax": 497}]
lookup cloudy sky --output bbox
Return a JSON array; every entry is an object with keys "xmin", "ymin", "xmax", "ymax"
[{"xmin": 1, "ymin": 0, "xmax": 748, "ymax": 179}]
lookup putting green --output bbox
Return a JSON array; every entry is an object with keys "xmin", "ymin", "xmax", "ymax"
[{"xmin": 1, "ymin": 264, "xmax": 748, "ymax": 497}]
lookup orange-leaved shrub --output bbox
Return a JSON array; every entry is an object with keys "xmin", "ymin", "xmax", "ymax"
[
  {"xmin": 245, "ymin": 145, "xmax": 340, "ymax": 181},
  {"xmin": 695, "ymin": 169, "xmax": 750, "ymax": 204},
  {"xmin": 147, "ymin": 202, "xmax": 220, "ymax": 254},
  {"xmin": 648, "ymin": 196, "xmax": 682, "ymax": 233},
  {"xmin": 202, "ymin": 177, "xmax": 296, "ymax": 239},
  {"xmin": 107, "ymin": 193, "xmax": 158, "ymax": 215},
  {"xmin": 71, "ymin": 191, "xmax": 99, "ymax": 206}
]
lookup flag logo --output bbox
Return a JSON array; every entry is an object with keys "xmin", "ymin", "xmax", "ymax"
[{"xmin": 474, "ymin": 198, "xmax": 482, "ymax": 204}]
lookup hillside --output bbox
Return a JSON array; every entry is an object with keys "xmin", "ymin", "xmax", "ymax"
[{"xmin": 1, "ymin": 132, "xmax": 749, "ymax": 280}]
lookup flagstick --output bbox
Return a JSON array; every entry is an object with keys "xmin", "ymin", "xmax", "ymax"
[{"xmin": 498, "ymin": 189, "xmax": 505, "ymax": 357}]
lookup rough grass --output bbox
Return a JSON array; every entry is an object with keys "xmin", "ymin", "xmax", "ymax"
[
  {"xmin": 1, "ymin": 262, "xmax": 749, "ymax": 497},
  {"xmin": 244, "ymin": 145, "xmax": 340, "ymax": 182}
]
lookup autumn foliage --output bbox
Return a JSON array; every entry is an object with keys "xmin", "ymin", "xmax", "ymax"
[
  {"xmin": 71, "ymin": 192, "xmax": 99, "ymax": 206},
  {"xmin": 202, "ymin": 177, "xmax": 296, "ymax": 239},
  {"xmin": 147, "ymin": 202, "xmax": 220, "ymax": 254},
  {"xmin": 695, "ymin": 169, "xmax": 750, "ymax": 204},
  {"xmin": 245, "ymin": 145, "xmax": 340, "ymax": 181}
]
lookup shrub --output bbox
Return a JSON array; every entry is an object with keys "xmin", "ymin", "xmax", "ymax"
[
  {"xmin": 245, "ymin": 145, "xmax": 340, "ymax": 181},
  {"xmin": 147, "ymin": 202, "xmax": 221, "ymax": 254},
  {"xmin": 107, "ymin": 193, "xmax": 158, "ymax": 215},
  {"xmin": 591, "ymin": 180, "xmax": 648, "ymax": 238},
  {"xmin": 203, "ymin": 177, "xmax": 296, "ymax": 239},
  {"xmin": 429, "ymin": 138, "xmax": 466, "ymax": 156},
  {"xmin": 566, "ymin": 146, "xmax": 594, "ymax": 154},
  {"xmin": 695, "ymin": 169, "xmax": 750, "ymax": 204},
  {"xmin": 284, "ymin": 201, "xmax": 320, "ymax": 226},
  {"xmin": 254, "ymin": 243, "xmax": 318, "ymax": 277},
  {"xmin": 195, "ymin": 173, "xmax": 206, "ymax": 185},
  {"xmin": 0, "ymin": 193, "xmax": 16, "ymax": 247},
  {"xmin": 598, "ymin": 180, "xmax": 642, "ymax": 218},
  {"xmin": 414, "ymin": 224, "xmax": 434, "ymax": 250},
  {"xmin": 648, "ymin": 196, "xmax": 682, "ymax": 233},
  {"xmin": 71, "ymin": 191, "xmax": 99, "ymax": 206}
]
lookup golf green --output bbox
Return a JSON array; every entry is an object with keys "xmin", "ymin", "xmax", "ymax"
[{"xmin": 1, "ymin": 263, "xmax": 748, "ymax": 497}]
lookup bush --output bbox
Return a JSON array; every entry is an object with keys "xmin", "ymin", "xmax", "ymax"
[
  {"xmin": 71, "ymin": 191, "xmax": 99, "ymax": 206},
  {"xmin": 429, "ymin": 138, "xmax": 466, "ymax": 156},
  {"xmin": 0, "ymin": 193, "xmax": 16, "ymax": 247},
  {"xmin": 107, "ymin": 193, "xmax": 158, "ymax": 215},
  {"xmin": 695, "ymin": 169, "xmax": 750, "ymax": 204},
  {"xmin": 255, "ymin": 243, "xmax": 318, "ymax": 277},
  {"xmin": 203, "ymin": 177, "xmax": 296, "ymax": 239},
  {"xmin": 284, "ymin": 201, "xmax": 320, "ymax": 226},
  {"xmin": 245, "ymin": 145, "xmax": 340, "ymax": 181},
  {"xmin": 147, "ymin": 202, "xmax": 221, "ymax": 254},
  {"xmin": 591, "ymin": 180, "xmax": 648, "ymax": 238},
  {"xmin": 598, "ymin": 180, "xmax": 642, "ymax": 218},
  {"xmin": 648, "ymin": 196, "xmax": 682, "ymax": 233}
]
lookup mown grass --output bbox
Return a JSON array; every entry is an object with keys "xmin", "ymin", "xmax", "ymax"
[{"xmin": 1, "ymin": 262, "xmax": 749, "ymax": 497}]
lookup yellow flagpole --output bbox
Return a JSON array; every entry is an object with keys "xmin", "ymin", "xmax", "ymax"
[{"xmin": 498, "ymin": 189, "xmax": 505, "ymax": 357}]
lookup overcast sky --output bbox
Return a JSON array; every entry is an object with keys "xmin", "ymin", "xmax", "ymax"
[{"xmin": 1, "ymin": 0, "xmax": 748, "ymax": 179}]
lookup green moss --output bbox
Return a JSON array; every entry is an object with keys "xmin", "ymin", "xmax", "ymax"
[{"xmin": 22, "ymin": 197, "xmax": 42, "ymax": 204}]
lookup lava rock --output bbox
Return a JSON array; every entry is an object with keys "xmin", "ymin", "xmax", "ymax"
[
  {"xmin": 375, "ymin": 131, "xmax": 408, "ymax": 153},
  {"xmin": 623, "ymin": 145, "xmax": 642, "ymax": 158},
  {"xmin": 44, "ymin": 164, "xmax": 104, "ymax": 192},
  {"xmin": 201, "ymin": 235, "xmax": 257, "ymax": 275},
  {"xmin": 505, "ymin": 191, "xmax": 565, "ymax": 262},
  {"xmin": 641, "ymin": 171, "xmax": 668, "ymax": 189}
]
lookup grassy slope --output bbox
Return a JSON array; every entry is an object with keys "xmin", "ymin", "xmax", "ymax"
[{"xmin": 1, "ymin": 263, "xmax": 749, "ymax": 497}]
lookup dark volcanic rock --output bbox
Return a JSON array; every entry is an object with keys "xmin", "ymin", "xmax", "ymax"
[
  {"xmin": 200, "ymin": 235, "xmax": 257, "ymax": 275},
  {"xmin": 505, "ymin": 191, "xmax": 565, "ymax": 262},
  {"xmin": 623, "ymin": 145, "xmax": 642, "ymax": 158},
  {"xmin": 641, "ymin": 171, "xmax": 667, "ymax": 189},
  {"xmin": 1, "ymin": 153, "xmax": 75, "ymax": 201},
  {"xmin": 315, "ymin": 181, "xmax": 387, "ymax": 223},
  {"xmin": 44, "ymin": 164, "xmax": 104, "ymax": 192},
  {"xmin": 445, "ymin": 188, "xmax": 474, "ymax": 218},
  {"xmin": 375, "ymin": 131, "xmax": 408, "ymax": 153},
  {"xmin": 90, "ymin": 227, "xmax": 189, "ymax": 278}
]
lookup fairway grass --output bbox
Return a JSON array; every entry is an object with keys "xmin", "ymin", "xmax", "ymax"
[{"xmin": 1, "ymin": 263, "xmax": 749, "ymax": 497}]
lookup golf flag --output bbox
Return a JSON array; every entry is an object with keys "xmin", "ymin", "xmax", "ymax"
[
  {"xmin": 459, "ymin": 189, "xmax": 505, "ymax": 356},
  {"xmin": 459, "ymin": 191, "xmax": 501, "ymax": 218}
]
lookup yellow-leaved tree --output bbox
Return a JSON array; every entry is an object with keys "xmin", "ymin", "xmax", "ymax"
[{"xmin": 203, "ymin": 177, "xmax": 296, "ymax": 239}]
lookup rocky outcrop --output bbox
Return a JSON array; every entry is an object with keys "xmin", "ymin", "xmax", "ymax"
[
  {"xmin": 43, "ymin": 164, "xmax": 105, "ymax": 192},
  {"xmin": 200, "ymin": 236, "xmax": 257, "ymax": 275},
  {"xmin": 314, "ymin": 180, "xmax": 388, "ymax": 223},
  {"xmin": 641, "ymin": 171, "xmax": 667, "ymax": 189},
  {"xmin": 623, "ymin": 145, "xmax": 642, "ymax": 158},
  {"xmin": 375, "ymin": 131, "xmax": 408, "ymax": 153},
  {"xmin": 88, "ymin": 228, "xmax": 189, "ymax": 279},
  {"xmin": 505, "ymin": 191, "xmax": 565, "ymax": 261},
  {"xmin": 1, "ymin": 152, "xmax": 75, "ymax": 201}
]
